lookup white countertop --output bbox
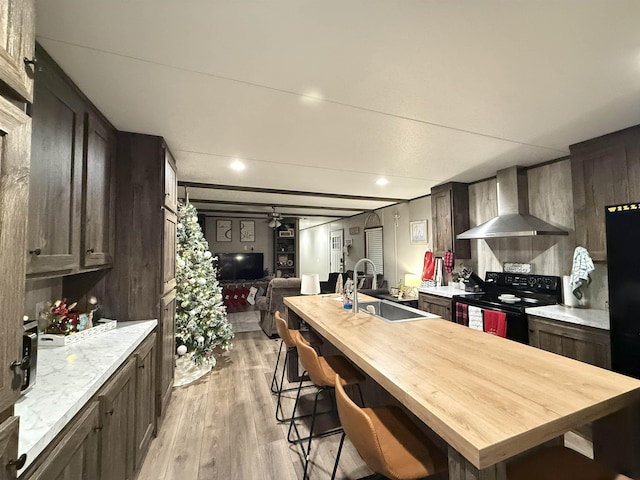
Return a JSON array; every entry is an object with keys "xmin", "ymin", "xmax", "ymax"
[
  {"xmin": 15, "ymin": 319, "xmax": 157, "ymax": 473},
  {"xmin": 525, "ymin": 304, "xmax": 610, "ymax": 330},
  {"xmin": 417, "ymin": 285, "xmax": 475, "ymax": 298}
]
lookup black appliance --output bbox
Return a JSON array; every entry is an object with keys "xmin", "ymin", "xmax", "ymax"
[
  {"xmin": 452, "ymin": 271, "xmax": 562, "ymax": 344},
  {"xmin": 21, "ymin": 318, "xmax": 38, "ymax": 392},
  {"xmin": 605, "ymin": 202, "xmax": 640, "ymax": 379}
]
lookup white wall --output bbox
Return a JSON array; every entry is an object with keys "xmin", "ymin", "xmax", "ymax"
[
  {"xmin": 299, "ymin": 196, "xmax": 433, "ymax": 289},
  {"xmin": 299, "ymin": 223, "xmax": 331, "ymax": 279}
]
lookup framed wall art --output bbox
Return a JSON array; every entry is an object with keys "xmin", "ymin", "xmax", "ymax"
[
  {"xmin": 216, "ymin": 219, "xmax": 232, "ymax": 242},
  {"xmin": 240, "ymin": 220, "xmax": 255, "ymax": 242},
  {"xmin": 410, "ymin": 220, "xmax": 428, "ymax": 244}
]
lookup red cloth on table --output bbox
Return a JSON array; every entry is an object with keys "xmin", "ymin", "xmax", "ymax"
[
  {"xmin": 455, "ymin": 302, "xmax": 468, "ymax": 326},
  {"xmin": 483, "ymin": 310, "xmax": 507, "ymax": 338}
]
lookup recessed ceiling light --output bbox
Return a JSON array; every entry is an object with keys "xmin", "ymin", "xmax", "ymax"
[
  {"xmin": 230, "ymin": 159, "xmax": 246, "ymax": 171},
  {"xmin": 300, "ymin": 90, "xmax": 323, "ymax": 104},
  {"xmin": 376, "ymin": 177, "xmax": 389, "ymax": 186}
]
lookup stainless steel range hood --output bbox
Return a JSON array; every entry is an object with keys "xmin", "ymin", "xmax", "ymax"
[{"xmin": 457, "ymin": 166, "xmax": 568, "ymax": 239}]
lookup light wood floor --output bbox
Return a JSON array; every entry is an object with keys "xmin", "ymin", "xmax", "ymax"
[{"xmin": 137, "ymin": 327, "xmax": 373, "ymax": 480}]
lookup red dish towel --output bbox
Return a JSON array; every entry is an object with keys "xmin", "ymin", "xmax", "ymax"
[
  {"xmin": 483, "ymin": 310, "xmax": 507, "ymax": 338},
  {"xmin": 455, "ymin": 303, "xmax": 468, "ymax": 326},
  {"xmin": 443, "ymin": 251, "xmax": 454, "ymax": 274}
]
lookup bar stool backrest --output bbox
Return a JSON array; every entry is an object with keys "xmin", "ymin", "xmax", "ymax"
[
  {"xmin": 274, "ymin": 311, "xmax": 299, "ymax": 348},
  {"xmin": 296, "ymin": 337, "xmax": 333, "ymax": 387},
  {"xmin": 334, "ymin": 374, "xmax": 387, "ymax": 474}
]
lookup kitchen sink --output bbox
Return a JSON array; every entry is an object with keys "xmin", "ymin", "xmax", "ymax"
[{"xmin": 358, "ymin": 299, "xmax": 440, "ymax": 323}]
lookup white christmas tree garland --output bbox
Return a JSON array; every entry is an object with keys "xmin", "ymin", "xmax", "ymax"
[{"xmin": 175, "ymin": 202, "xmax": 233, "ymax": 366}]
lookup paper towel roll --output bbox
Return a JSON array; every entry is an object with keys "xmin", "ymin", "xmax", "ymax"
[{"xmin": 562, "ymin": 275, "xmax": 589, "ymax": 308}]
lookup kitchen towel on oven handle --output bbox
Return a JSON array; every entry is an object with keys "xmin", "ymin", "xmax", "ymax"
[
  {"xmin": 483, "ymin": 310, "xmax": 507, "ymax": 338},
  {"xmin": 468, "ymin": 306, "xmax": 483, "ymax": 331}
]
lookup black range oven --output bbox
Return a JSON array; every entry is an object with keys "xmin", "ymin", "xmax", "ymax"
[{"xmin": 451, "ymin": 272, "xmax": 562, "ymax": 344}]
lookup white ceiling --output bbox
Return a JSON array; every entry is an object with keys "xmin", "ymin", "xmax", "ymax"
[{"xmin": 35, "ymin": 1, "xmax": 640, "ymax": 228}]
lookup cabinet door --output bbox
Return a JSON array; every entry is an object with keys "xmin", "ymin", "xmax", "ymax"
[
  {"xmin": 28, "ymin": 402, "xmax": 101, "ymax": 480},
  {"xmin": 0, "ymin": 0, "xmax": 35, "ymax": 103},
  {"xmin": 528, "ymin": 316, "xmax": 611, "ymax": 369},
  {"xmin": 0, "ymin": 417, "xmax": 20, "ymax": 480},
  {"xmin": 82, "ymin": 111, "xmax": 115, "ymax": 268},
  {"xmin": 27, "ymin": 51, "xmax": 83, "ymax": 275},
  {"xmin": 163, "ymin": 146, "xmax": 177, "ymax": 214},
  {"xmin": 99, "ymin": 358, "xmax": 136, "ymax": 480},
  {"xmin": 0, "ymin": 97, "xmax": 31, "ymax": 412},
  {"xmin": 418, "ymin": 294, "xmax": 451, "ymax": 321},
  {"xmin": 431, "ymin": 182, "xmax": 471, "ymax": 259},
  {"xmin": 570, "ymin": 125, "xmax": 640, "ymax": 262},
  {"xmin": 135, "ymin": 333, "xmax": 156, "ymax": 470},
  {"xmin": 158, "ymin": 290, "xmax": 176, "ymax": 419},
  {"xmin": 162, "ymin": 209, "xmax": 177, "ymax": 295}
]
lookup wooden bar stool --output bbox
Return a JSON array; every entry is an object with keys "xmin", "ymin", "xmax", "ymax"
[
  {"xmin": 271, "ymin": 311, "xmax": 317, "ymax": 422},
  {"xmin": 288, "ymin": 337, "xmax": 365, "ymax": 480},
  {"xmin": 332, "ymin": 373, "xmax": 447, "ymax": 480},
  {"xmin": 507, "ymin": 445, "xmax": 633, "ymax": 480}
]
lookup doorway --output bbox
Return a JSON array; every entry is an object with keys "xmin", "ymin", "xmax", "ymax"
[{"xmin": 330, "ymin": 229, "xmax": 344, "ymax": 273}]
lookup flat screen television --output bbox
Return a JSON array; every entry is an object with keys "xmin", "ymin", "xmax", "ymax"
[{"xmin": 216, "ymin": 252, "xmax": 264, "ymax": 281}]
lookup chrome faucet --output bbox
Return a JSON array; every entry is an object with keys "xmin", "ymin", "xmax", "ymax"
[{"xmin": 352, "ymin": 258, "xmax": 377, "ymax": 313}]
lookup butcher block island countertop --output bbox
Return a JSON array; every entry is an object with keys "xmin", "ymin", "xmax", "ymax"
[{"xmin": 285, "ymin": 294, "xmax": 640, "ymax": 478}]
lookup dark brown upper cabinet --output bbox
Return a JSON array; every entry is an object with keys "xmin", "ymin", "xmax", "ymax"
[
  {"xmin": 82, "ymin": 111, "xmax": 116, "ymax": 268},
  {"xmin": 431, "ymin": 182, "xmax": 471, "ymax": 259},
  {"xmin": 570, "ymin": 124, "xmax": 640, "ymax": 262},
  {"xmin": 0, "ymin": 0, "xmax": 35, "ymax": 103}
]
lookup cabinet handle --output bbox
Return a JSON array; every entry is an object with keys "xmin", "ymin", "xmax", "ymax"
[
  {"xmin": 86, "ymin": 248, "xmax": 94, "ymax": 253},
  {"xmin": 6, "ymin": 453, "xmax": 27, "ymax": 470},
  {"xmin": 138, "ymin": 364, "xmax": 145, "ymax": 369},
  {"xmin": 105, "ymin": 409, "xmax": 114, "ymax": 416},
  {"xmin": 10, "ymin": 356, "xmax": 31, "ymax": 372},
  {"xmin": 94, "ymin": 425, "xmax": 103, "ymax": 432},
  {"xmin": 23, "ymin": 57, "xmax": 37, "ymax": 67},
  {"xmin": 29, "ymin": 248, "xmax": 41, "ymax": 256}
]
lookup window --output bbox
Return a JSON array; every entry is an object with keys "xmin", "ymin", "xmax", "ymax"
[{"xmin": 364, "ymin": 227, "xmax": 383, "ymax": 275}]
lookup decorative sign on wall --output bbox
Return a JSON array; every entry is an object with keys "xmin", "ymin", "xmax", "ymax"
[
  {"xmin": 216, "ymin": 219, "xmax": 232, "ymax": 242},
  {"xmin": 410, "ymin": 220, "xmax": 428, "ymax": 244},
  {"xmin": 349, "ymin": 227, "xmax": 360, "ymax": 235},
  {"xmin": 240, "ymin": 220, "xmax": 255, "ymax": 242}
]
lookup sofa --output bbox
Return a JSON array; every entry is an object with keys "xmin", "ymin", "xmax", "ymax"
[{"xmin": 255, "ymin": 277, "xmax": 302, "ymax": 337}]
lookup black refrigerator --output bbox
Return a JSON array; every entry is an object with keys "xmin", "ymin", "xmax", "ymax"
[{"xmin": 606, "ymin": 202, "xmax": 640, "ymax": 379}]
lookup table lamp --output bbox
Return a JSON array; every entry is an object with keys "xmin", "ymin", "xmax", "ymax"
[
  {"xmin": 300, "ymin": 273, "xmax": 321, "ymax": 295},
  {"xmin": 403, "ymin": 273, "xmax": 421, "ymax": 298}
]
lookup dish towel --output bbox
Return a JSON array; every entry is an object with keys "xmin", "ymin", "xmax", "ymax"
[
  {"xmin": 455, "ymin": 303, "xmax": 468, "ymax": 326},
  {"xmin": 483, "ymin": 310, "xmax": 507, "ymax": 338},
  {"xmin": 570, "ymin": 246, "xmax": 595, "ymax": 300},
  {"xmin": 468, "ymin": 306, "xmax": 483, "ymax": 331},
  {"xmin": 443, "ymin": 250, "xmax": 454, "ymax": 274}
]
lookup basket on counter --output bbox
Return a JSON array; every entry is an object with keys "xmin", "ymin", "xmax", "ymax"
[{"xmin": 38, "ymin": 319, "xmax": 117, "ymax": 347}]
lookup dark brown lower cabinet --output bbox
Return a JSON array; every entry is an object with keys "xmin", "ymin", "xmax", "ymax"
[
  {"xmin": 135, "ymin": 334, "xmax": 156, "ymax": 470},
  {"xmin": 99, "ymin": 358, "xmax": 136, "ymax": 480},
  {"xmin": 27, "ymin": 402, "xmax": 101, "ymax": 480},
  {"xmin": 22, "ymin": 331, "xmax": 156, "ymax": 480},
  {"xmin": 528, "ymin": 315, "xmax": 611, "ymax": 369},
  {"xmin": 418, "ymin": 293, "xmax": 452, "ymax": 321},
  {"xmin": 0, "ymin": 417, "xmax": 20, "ymax": 480}
]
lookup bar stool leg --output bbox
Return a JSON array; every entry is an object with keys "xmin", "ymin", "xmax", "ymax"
[
  {"xmin": 270, "ymin": 339, "xmax": 285, "ymax": 393},
  {"xmin": 330, "ymin": 432, "xmax": 346, "ymax": 480},
  {"xmin": 287, "ymin": 371, "xmax": 307, "ymax": 445}
]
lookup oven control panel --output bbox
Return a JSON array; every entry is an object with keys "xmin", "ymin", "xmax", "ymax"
[{"xmin": 485, "ymin": 272, "xmax": 560, "ymax": 293}]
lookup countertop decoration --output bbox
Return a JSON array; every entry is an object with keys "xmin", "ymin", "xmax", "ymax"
[{"xmin": 38, "ymin": 297, "xmax": 116, "ymax": 347}]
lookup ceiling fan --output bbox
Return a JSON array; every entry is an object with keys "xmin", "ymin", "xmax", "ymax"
[{"xmin": 267, "ymin": 207, "xmax": 282, "ymax": 228}]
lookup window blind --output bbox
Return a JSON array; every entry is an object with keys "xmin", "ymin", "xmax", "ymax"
[{"xmin": 365, "ymin": 227, "xmax": 384, "ymax": 275}]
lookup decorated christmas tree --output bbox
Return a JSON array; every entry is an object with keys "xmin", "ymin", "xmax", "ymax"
[{"xmin": 176, "ymin": 202, "xmax": 233, "ymax": 365}]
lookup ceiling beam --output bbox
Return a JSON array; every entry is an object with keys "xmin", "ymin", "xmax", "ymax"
[
  {"xmin": 195, "ymin": 208, "xmax": 346, "ymax": 218},
  {"xmin": 178, "ymin": 181, "xmax": 405, "ymax": 203},
  {"xmin": 185, "ymin": 197, "xmax": 367, "ymax": 212}
]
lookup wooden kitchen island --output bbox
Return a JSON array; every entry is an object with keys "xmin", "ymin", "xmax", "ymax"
[{"xmin": 285, "ymin": 294, "xmax": 640, "ymax": 479}]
